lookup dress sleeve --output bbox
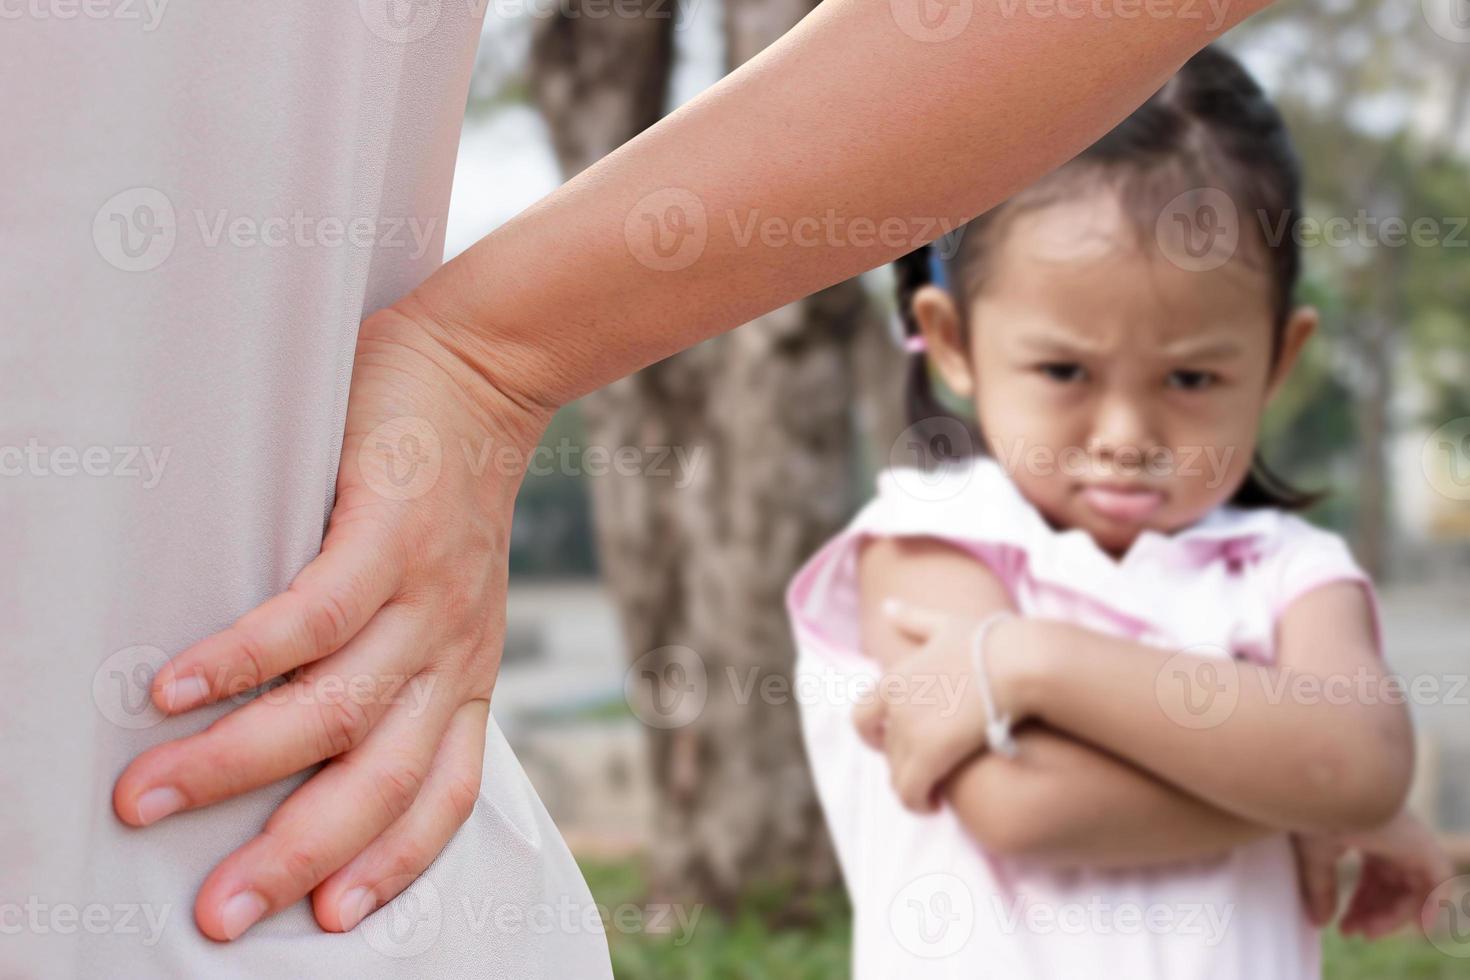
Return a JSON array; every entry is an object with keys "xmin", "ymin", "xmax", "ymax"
[
  {"xmin": 1267, "ymin": 516, "xmax": 1384, "ymax": 656},
  {"xmin": 785, "ymin": 464, "xmax": 1028, "ymax": 667}
]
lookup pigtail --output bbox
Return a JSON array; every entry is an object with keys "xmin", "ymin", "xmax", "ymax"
[
  {"xmin": 1233, "ymin": 455, "xmax": 1325, "ymax": 511},
  {"xmin": 894, "ymin": 244, "xmax": 980, "ymax": 466}
]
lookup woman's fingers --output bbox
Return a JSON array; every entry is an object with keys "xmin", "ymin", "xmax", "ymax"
[
  {"xmin": 151, "ymin": 516, "xmax": 403, "ymax": 713},
  {"xmin": 312, "ymin": 698, "xmax": 490, "ymax": 933},
  {"xmin": 114, "ymin": 607, "xmax": 427, "ymax": 826},
  {"xmin": 190, "ymin": 675, "xmax": 458, "ymax": 941}
]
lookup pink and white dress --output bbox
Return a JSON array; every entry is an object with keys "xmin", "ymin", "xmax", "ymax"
[{"xmin": 787, "ymin": 455, "xmax": 1380, "ymax": 980}]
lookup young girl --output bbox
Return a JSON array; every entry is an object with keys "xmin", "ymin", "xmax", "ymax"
[{"xmin": 787, "ymin": 47, "xmax": 1449, "ymax": 979}]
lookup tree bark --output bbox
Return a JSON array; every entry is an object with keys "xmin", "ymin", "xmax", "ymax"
[{"xmin": 530, "ymin": 0, "xmax": 869, "ymax": 907}]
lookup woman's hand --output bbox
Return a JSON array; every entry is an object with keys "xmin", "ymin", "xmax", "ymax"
[
  {"xmin": 852, "ymin": 600, "xmax": 1025, "ymax": 814},
  {"xmin": 112, "ymin": 300, "xmax": 551, "ymax": 941},
  {"xmin": 1291, "ymin": 809, "xmax": 1452, "ymax": 939}
]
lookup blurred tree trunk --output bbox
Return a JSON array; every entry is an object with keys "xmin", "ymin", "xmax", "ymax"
[{"xmin": 531, "ymin": 0, "xmax": 875, "ymax": 908}]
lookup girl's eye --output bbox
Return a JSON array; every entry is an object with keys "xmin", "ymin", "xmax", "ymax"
[
  {"xmin": 1039, "ymin": 362, "xmax": 1086, "ymax": 383},
  {"xmin": 1168, "ymin": 369, "xmax": 1218, "ymax": 391}
]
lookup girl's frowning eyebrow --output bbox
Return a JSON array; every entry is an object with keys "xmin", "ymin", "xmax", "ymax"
[
  {"xmin": 1158, "ymin": 335, "xmax": 1246, "ymax": 361},
  {"xmin": 1010, "ymin": 328, "xmax": 1246, "ymax": 361},
  {"xmin": 1011, "ymin": 328, "xmax": 1107, "ymax": 356}
]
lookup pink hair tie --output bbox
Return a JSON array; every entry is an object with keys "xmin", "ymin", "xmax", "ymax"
[{"xmin": 903, "ymin": 335, "xmax": 928, "ymax": 354}]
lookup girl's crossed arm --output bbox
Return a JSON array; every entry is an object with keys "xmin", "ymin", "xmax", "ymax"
[
  {"xmin": 858, "ymin": 540, "xmax": 1415, "ymax": 841},
  {"xmin": 858, "ymin": 536, "xmax": 1276, "ymax": 869}
]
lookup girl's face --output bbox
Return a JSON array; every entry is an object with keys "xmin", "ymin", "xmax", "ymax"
[{"xmin": 914, "ymin": 189, "xmax": 1317, "ymax": 559}]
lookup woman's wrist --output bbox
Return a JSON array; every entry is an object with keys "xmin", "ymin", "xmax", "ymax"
[{"xmin": 384, "ymin": 292, "xmax": 558, "ymax": 456}]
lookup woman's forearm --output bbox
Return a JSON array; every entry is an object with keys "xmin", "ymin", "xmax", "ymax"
[
  {"xmin": 994, "ymin": 595, "xmax": 1414, "ymax": 834},
  {"xmin": 948, "ymin": 724, "xmax": 1274, "ymax": 869},
  {"xmin": 408, "ymin": 0, "xmax": 1272, "ymax": 412}
]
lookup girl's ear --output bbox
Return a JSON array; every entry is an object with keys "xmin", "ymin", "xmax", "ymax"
[
  {"xmin": 1266, "ymin": 305, "xmax": 1318, "ymax": 405},
  {"xmin": 912, "ymin": 285, "xmax": 976, "ymax": 399}
]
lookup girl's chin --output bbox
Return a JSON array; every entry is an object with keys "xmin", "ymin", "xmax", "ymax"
[{"xmin": 1077, "ymin": 513, "xmax": 1160, "ymax": 558}]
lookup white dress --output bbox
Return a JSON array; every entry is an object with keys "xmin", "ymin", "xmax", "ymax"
[
  {"xmin": 0, "ymin": 5, "xmax": 613, "ymax": 976},
  {"xmin": 787, "ymin": 457, "xmax": 1381, "ymax": 979}
]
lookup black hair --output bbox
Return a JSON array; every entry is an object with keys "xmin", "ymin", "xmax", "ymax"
[{"xmin": 896, "ymin": 44, "xmax": 1320, "ymax": 511}]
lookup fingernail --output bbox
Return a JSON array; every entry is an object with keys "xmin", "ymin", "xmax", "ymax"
[
  {"xmin": 338, "ymin": 887, "xmax": 376, "ymax": 932},
  {"xmin": 135, "ymin": 786, "xmax": 186, "ymax": 826},
  {"xmin": 162, "ymin": 674, "xmax": 209, "ymax": 712},
  {"xmin": 220, "ymin": 890, "xmax": 269, "ymax": 940}
]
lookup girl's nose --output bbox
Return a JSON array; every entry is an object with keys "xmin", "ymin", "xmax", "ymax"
[{"xmin": 1086, "ymin": 400, "xmax": 1160, "ymax": 470}]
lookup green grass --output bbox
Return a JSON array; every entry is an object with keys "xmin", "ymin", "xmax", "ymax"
[
  {"xmin": 580, "ymin": 858, "xmax": 1470, "ymax": 979},
  {"xmin": 580, "ymin": 859, "xmax": 850, "ymax": 980},
  {"xmin": 1324, "ymin": 930, "xmax": 1470, "ymax": 980}
]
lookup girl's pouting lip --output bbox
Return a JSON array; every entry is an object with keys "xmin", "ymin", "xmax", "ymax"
[{"xmin": 1076, "ymin": 481, "xmax": 1167, "ymax": 524}]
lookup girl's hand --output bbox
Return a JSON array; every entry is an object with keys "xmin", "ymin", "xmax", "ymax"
[
  {"xmin": 1338, "ymin": 810, "xmax": 1453, "ymax": 939},
  {"xmin": 1290, "ymin": 810, "xmax": 1452, "ymax": 938},
  {"xmin": 1291, "ymin": 831, "xmax": 1348, "ymax": 927},
  {"xmin": 853, "ymin": 600, "xmax": 1022, "ymax": 813},
  {"xmin": 112, "ymin": 301, "xmax": 551, "ymax": 941}
]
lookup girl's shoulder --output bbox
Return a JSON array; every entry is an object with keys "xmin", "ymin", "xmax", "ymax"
[
  {"xmin": 787, "ymin": 455, "xmax": 1376, "ymax": 654},
  {"xmin": 1220, "ymin": 505, "xmax": 1376, "ymax": 626},
  {"xmin": 848, "ymin": 455, "xmax": 1043, "ymax": 546},
  {"xmin": 861, "ymin": 456, "xmax": 1368, "ymax": 595},
  {"xmin": 785, "ymin": 456, "xmax": 1038, "ymax": 659}
]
